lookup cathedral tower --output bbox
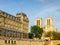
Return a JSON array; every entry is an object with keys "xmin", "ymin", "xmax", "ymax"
[
  {"xmin": 35, "ymin": 17, "xmax": 43, "ymax": 28},
  {"xmin": 44, "ymin": 16, "xmax": 54, "ymax": 32},
  {"xmin": 46, "ymin": 16, "xmax": 53, "ymax": 26}
]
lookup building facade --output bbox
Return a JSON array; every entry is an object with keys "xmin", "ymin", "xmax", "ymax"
[
  {"xmin": 35, "ymin": 16, "xmax": 56, "ymax": 32},
  {"xmin": 35, "ymin": 17, "xmax": 43, "ymax": 28},
  {"xmin": 0, "ymin": 10, "xmax": 29, "ymax": 40},
  {"xmin": 44, "ymin": 16, "xmax": 54, "ymax": 32},
  {"xmin": 35, "ymin": 16, "xmax": 58, "ymax": 40}
]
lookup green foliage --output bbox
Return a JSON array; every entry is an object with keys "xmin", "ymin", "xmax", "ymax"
[
  {"xmin": 29, "ymin": 33, "xmax": 33, "ymax": 39},
  {"xmin": 45, "ymin": 31, "xmax": 52, "ymax": 37},
  {"xmin": 52, "ymin": 31, "xmax": 60, "ymax": 40},
  {"xmin": 52, "ymin": 31, "xmax": 59, "ymax": 40},
  {"xmin": 58, "ymin": 32, "xmax": 60, "ymax": 40},
  {"xmin": 44, "ymin": 31, "xmax": 60, "ymax": 40},
  {"xmin": 30, "ymin": 25, "xmax": 43, "ymax": 39}
]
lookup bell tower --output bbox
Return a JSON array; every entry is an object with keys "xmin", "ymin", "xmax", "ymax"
[
  {"xmin": 46, "ymin": 16, "xmax": 53, "ymax": 26},
  {"xmin": 44, "ymin": 16, "xmax": 53, "ymax": 32},
  {"xmin": 35, "ymin": 17, "xmax": 43, "ymax": 28}
]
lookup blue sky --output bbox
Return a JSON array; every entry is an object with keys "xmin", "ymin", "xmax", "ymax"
[{"xmin": 0, "ymin": 0, "xmax": 60, "ymax": 32}]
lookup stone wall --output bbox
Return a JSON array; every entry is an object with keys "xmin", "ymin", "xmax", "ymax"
[
  {"xmin": 16, "ymin": 40, "xmax": 45, "ymax": 45},
  {"xmin": 0, "ymin": 38, "xmax": 60, "ymax": 45},
  {"xmin": 0, "ymin": 39, "xmax": 5, "ymax": 45},
  {"xmin": 0, "ymin": 39, "xmax": 47, "ymax": 45},
  {"xmin": 51, "ymin": 40, "xmax": 60, "ymax": 45}
]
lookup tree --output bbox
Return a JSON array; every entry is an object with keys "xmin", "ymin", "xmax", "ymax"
[
  {"xmin": 30, "ymin": 25, "xmax": 43, "ymax": 39},
  {"xmin": 44, "ymin": 31, "xmax": 60, "ymax": 40},
  {"xmin": 44, "ymin": 31, "xmax": 52, "ymax": 37},
  {"xmin": 58, "ymin": 32, "xmax": 60, "ymax": 40},
  {"xmin": 53, "ymin": 32, "xmax": 60, "ymax": 40},
  {"xmin": 29, "ymin": 33, "xmax": 33, "ymax": 39}
]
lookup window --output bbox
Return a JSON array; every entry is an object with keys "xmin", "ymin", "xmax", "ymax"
[
  {"xmin": 19, "ymin": 32, "xmax": 21, "ymax": 38},
  {"xmin": 5, "ymin": 40, "xmax": 16, "ymax": 44},
  {"xmin": 11, "ymin": 40, "xmax": 13, "ymax": 44},
  {"xmin": 37, "ymin": 20, "xmax": 40, "ymax": 26},
  {"xmin": 37, "ymin": 20, "xmax": 39, "ymax": 25},
  {"xmin": 8, "ymin": 40, "xmax": 10, "ymax": 44},
  {"xmin": 48, "ymin": 19, "xmax": 50, "ymax": 25},
  {"xmin": 7, "ymin": 15, "xmax": 9, "ymax": 18},
  {"xmin": 0, "ymin": 18, "xmax": 2, "ymax": 22},
  {"xmin": 5, "ymin": 40, "xmax": 7, "ymax": 44},
  {"xmin": 38, "ymin": 20, "xmax": 40, "ymax": 25},
  {"xmin": 10, "ymin": 16, "xmax": 12, "ymax": 19},
  {"xmin": 47, "ymin": 19, "xmax": 50, "ymax": 25},
  {"xmin": 3, "ymin": 30, "xmax": 6, "ymax": 37},
  {"xmin": 14, "ymin": 41, "xmax": 16, "ymax": 44}
]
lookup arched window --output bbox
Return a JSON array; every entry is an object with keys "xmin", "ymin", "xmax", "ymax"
[
  {"xmin": 11, "ymin": 40, "xmax": 13, "ymax": 44},
  {"xmin": 8, "ymin": 40, "xmax": 10, "ymax": 44},
  {"xmin": 38, "ymin": 20, "xmax": 40, "ymax": 25},
  {"xmin": 37, "ymin": 20, "xmax": 38, "ymax": 25},
  {"xmin": 37, "ymin": 20, "xmax": 40, "ymax": 25},
  {"xmin": 47, "ymin": 19, "xmax": 50, "ymax": 25},
  {"xmin": 14, "ymin": 41, "xmax": 16, "ymax": 44},
  {"xmin": 5, "ymin": 40, "xmax": 7, "ymax": 44}
]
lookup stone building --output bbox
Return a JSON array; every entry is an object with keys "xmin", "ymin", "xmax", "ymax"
[
  {"xmin": 35, "ymin": 17, "xmax": 43, "ymax": 28},
  {"xmin": 0, "ymin": 10, "xmax": 29, "ymax": 40},
  {"xmin": 35, "ymin": 16, "xmax": 57, "ymax": 32},
  {"xmin": 35, "ymin": 16, "xmax": 58, "ymax": 40},
  {"xmin": 44, "ymin": 16, "xmax": 54, "ymax": 32}
]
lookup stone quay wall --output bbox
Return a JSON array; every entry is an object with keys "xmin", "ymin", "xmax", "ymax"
[{"xmin": 0, "ymin": 38, "xmax": 60, "ymax": 45}]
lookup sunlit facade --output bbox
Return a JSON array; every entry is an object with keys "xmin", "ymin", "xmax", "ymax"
[
  {"xmin": 35, "ymin": 17, "xmax": 43, "ymax": 28},
  {"xmin": 35, "ymin": 16, "xmax": 57, "ymax": 32},
  {"xmin": 35, "ymin": 16, "xmax": 58, "ymax": 40},
  {"xmin": 0, "ymin": 10, "xmax": 29, "ymax": 39}
]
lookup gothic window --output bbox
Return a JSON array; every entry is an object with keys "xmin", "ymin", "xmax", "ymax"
[
  {"xmin": 37, "ymin": 20, "xmax": 38, "ymax": 25},
  {"xmin": 47, "ymin": 20, "xmax": 48, "ymax": 25},
  {"xmin": 37, "ymin": 20, "xmax": 40, "ymax": 25},
  {"xmin": 48, "ymin": 19, "xmax": 50, "ymax": 25},
  {"xmin": 38, "ymin": 20, "xmax": 40, "ymax": 25},
  {"xmin": 47, "ymin": 19, "xmax": 50, "ymax": 25}
]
